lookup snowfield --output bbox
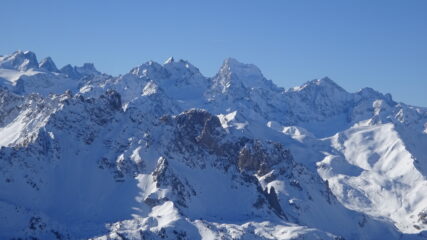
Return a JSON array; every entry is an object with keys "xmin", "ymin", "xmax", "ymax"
[{"xmin": 0, "ymin": 50, "xmax": 426, "ymax": 240}]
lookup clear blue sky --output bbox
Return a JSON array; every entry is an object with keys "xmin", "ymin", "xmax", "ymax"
[{"xmin": 1, "ymin": 0, "xmax": 426, "ymax": 106}]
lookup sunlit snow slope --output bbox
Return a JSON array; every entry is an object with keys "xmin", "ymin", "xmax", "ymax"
[{"xmin": 0, "ymin": 50, "xmax": 426, "ymax": 240}]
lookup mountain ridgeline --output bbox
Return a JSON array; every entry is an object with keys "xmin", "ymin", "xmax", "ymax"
[{"xmin": 0, "ymin": 50, "xmax": 427, "ymax": 240}]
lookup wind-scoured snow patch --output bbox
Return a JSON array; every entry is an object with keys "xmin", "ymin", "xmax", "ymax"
[
  {"xmin": 149, "ymin": 201, "xmax": 180, "ymax": 230},
  {"xmin": 217, "ymin": 111, "xmax": 237, "ymax": 128},
  {"xmin": 0, "ymin": 69, "xmax": 41, "ymax": 84},
  {"xmin": 0, "ymin": 112, "xmax": 27, "ymax": 146},
  {"xmin": 193, "ymin": 220, "xmax": 339, "ymax": 240},
  {"xmin": 267, "ymin": 121, "xmax": 313, "ymax": 142},
  {"xmin": 142, "ymin": 81, "xmax": 158, "ymax": 96},
  {"xmin": 217, "ymin": 111, "xmax": 248, "ymax": 129}
]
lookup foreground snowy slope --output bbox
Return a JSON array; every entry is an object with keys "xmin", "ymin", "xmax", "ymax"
[{"xmin": 0, "ymin": 51, "xmax": 426, "ymax": 239}]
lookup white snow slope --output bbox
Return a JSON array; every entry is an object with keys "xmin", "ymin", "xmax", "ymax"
[{"xmin": 0, "ymin": 51, "xmax": 426, "ymax": 240}]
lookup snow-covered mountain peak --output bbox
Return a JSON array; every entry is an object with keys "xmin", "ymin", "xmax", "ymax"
[
  {"xmin": 129, "ymin": 61, "xmax": 166, "ymax": 79},
  {"xmin": 210, "ymin": 58, "xmax": 279, "ymax": 95},
  {"xmin": 164, "ymin": 56, "xmax": 175, "ymax": 64},
  {"xmin": 125, "ymin": 58, "xmax": 208, "ymax": 101},
  {"xmin": 289, "ymin": 77, "xmax": 347, "ymax": 93},
  {"xmin": 219, "ymin": 58, "xmax": 265, "ymax": 85},
  {"xmin": 356, "ymin": 87, "xmax": 382, "ymax": 97},
  {"xmin": 59, "ymin": 64, "xmax": 79, "ymax": 78},
  {"xmin": 75, "ymin": 62, "xmax": 99, "ymax": 75},
  {"xmin": 38, "ymin": 57, "xmax": 58, "ymax": 72},
  {"xmin": 287, "ymin": 77, "xmax": 352, "ymax": 105},
  {"xmin": 355, "ymin": 87, "xmax": 395, "ymax": 104},
  {"xmin": 0, "ymin": 50, "xmax": 108, "ymax": 96},
  {"xmin": 60, "ymin": 62, "xmax": 100, "ymax": 79},
  {"xmin": 0, "ymin": 50, "xmax": 39, "ymax": 71},
  {"xmin": 163, "ymin": 58, "xmax": 200, "ymax": 74}
]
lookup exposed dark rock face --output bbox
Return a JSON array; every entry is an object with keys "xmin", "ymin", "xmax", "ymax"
[
  {"xmin": 170, "ymin": 109, "xmax": 294, "ymax": 176},
  {"xmin": 418, "ymin": 210, "xmax": 427, "ymax": 225},
  {"xmin": 39, "ymin": 57, "xmax": 59, "ymax": 72},
  {"xmin": 175, "ymin": 109, "xmax": 223, "ymax": 140},
  {"xmin": 0, "ymin": 88, "xmax": 24, "ymax": 126},
  {"xmin": 103, "ymin": 89, "xmax": 122, "ymax": 111},
  {"xmin": 152, "ymin": 157, "xmax": 196, "ymax": 208},
  {"xmin": 264, "ymin": 186, "xmax": 287, "ymax": 219},
  {"xmin": 237, "ymin": 140, "xmax": 293, "ymax": 175}
]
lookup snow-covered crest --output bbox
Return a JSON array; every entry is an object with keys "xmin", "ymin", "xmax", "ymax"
[{"xmin": 0, "ymin": 50, "xmax": 426, "ymax": 240}]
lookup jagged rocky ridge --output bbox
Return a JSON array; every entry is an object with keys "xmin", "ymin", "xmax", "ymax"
[{"xmin": 0, "ymin": 51, "xmax": 426, "ymax": 239}]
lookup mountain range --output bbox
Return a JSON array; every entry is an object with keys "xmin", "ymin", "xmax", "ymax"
[{"xmin": 0, "ymin": 50, "xmax": 426, "ymax": 240}]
